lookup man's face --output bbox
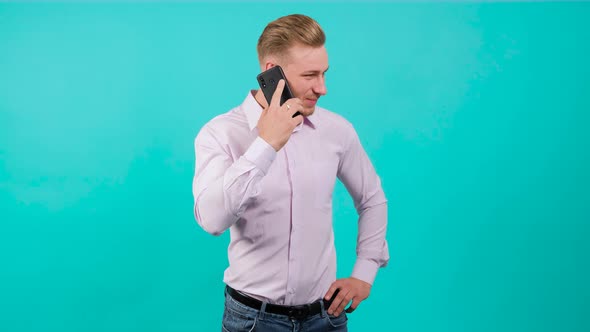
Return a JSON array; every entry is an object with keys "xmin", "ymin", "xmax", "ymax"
[{"xmin": 279, "ymin": 44, "xmax": 329, "ymax": 117}]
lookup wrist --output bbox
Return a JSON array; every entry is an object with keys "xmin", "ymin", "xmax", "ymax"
[{"xmin": 259, "ymin": 135, "xmax": 281, "ymax": 151}]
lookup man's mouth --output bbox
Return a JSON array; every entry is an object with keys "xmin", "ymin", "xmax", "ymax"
[{"xmin": 305, "ymin": 98, "xmax": 318, "ymax": 106}]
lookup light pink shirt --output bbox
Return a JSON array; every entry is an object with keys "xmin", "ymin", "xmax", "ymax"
[{"xmin": 193, "ymin": 91, "xmax": 389, "ymax": 305}]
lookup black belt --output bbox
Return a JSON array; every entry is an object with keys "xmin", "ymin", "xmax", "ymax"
[{"xmin": 226, "ymin": 285, "xmax": 329, "ymax": 320}]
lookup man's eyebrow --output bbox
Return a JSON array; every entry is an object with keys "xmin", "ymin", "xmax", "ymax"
[{"xmin": 303, "ymin": 67, "xmax": 330, "ymax": 74}]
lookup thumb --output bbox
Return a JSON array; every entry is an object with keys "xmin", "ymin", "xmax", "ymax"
[{"xmin": 260, "ymin": 104, "xmax": 269, "ymax": 116}]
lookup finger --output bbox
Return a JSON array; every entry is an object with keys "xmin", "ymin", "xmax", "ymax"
[
  {"xmin": 335, "ymin": 292, "xmax": 353, "ymax": 316},
  {"xmin": 261, "ymin": 103, "xmax": 270, "ymax": 114},
  {"xmin": 345, "ymin": 298, "xmax": 360, "ymax": 314},
  {"xmin": 289, "ymin": 104, "xmax": 303, "ymax": 119},
  {"xmin": 328, "ymin": 288, "xmax": 350, "ymax": 315},
  {"xmin": 284, "ymin": 98, "xmax": 302, "ymax": 115},
  {"xmin": 324, "ymin": 282, "xmax": 341, "ymax": 301},
  {"xmin": 291, "ymin": 114, "xmax": 303, "ymax": 125},
  {"xmin": 285, "ymin": 97, "xmax": 303, "ymax": 107},
  {"xmin": 270, "ymin": 79, "xmax": 285, "ymax": 108},
  {"xmin": 284, "ymin": 98, "xmax": 302, "ymax": 114}
]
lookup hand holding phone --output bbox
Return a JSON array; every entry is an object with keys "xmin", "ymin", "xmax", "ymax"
[
  {"xmin": 256, "ymin": 78, "xmax": 303, "ymax": 151},
  {"xmin": 257, "ymin": 66, "xmax": 301, "ymax": 118}
]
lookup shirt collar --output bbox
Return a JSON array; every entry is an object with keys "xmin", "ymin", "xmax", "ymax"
[{"xmin": 242, "ymin": 90, "xmax": 317, "ymax": 132}]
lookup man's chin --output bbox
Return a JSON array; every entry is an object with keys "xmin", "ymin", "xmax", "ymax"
[{"xmin": 300, "ymin": 108, "xmax": 315, "ymax": 117}]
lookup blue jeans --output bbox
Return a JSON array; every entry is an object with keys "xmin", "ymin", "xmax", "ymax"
[{"xmin": 221, "ymin": 289, "xmax": 348, "ymax": 332}]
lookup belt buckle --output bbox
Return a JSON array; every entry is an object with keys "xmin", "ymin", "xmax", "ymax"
[{"xmin": 288, "ymin": 305, "xmax": 310, "ymax": 320}]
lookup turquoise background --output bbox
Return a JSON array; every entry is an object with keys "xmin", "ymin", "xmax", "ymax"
[{"xmin": 1, "ymin": 2, "xmax": 589, "ymax": 331}]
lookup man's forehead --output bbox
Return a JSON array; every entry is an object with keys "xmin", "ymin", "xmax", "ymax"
[{"xmin": 286, "ymin": 45, "xmax": 328, "ymax": 70}]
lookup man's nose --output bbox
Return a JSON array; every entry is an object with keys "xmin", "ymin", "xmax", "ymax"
[{"xmin": 313, "ymin": 76, "xmax": 327, "ymax": 96}]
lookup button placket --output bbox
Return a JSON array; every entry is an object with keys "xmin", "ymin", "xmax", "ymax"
[{"xmin": 284, "ymin": 144, "xmax": 297, "ymax": 304}]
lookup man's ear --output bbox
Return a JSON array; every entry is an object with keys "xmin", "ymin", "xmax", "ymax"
[{"xmin": 264, "ymin": 62, "xmax": 276, "ymax": 71}]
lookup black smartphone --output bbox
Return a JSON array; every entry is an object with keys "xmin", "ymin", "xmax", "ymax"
[{"xmin": 257, "ymin": 66, "xmax": 301, "ymax": 117}]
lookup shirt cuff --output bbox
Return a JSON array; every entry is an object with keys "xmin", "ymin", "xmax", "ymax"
[
  {"xmin": 243, "ymin": 136, "xmax": 277, "ymax": 174},
  {"xmin": 351, "ymin": 258, "xmax": 380, "ymax": 286}
]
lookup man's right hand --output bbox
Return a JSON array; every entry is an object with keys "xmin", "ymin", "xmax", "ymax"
[{"xmin": 257, "ymin": 79, "xmax": 304, "ymax": 151}]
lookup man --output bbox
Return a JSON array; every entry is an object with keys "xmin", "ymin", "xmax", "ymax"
[{"xmin": 192, "ymin": 14, "xmax": 389, "ymax": 332}]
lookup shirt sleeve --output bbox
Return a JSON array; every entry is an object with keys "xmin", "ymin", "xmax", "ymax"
[
  {"xmin": 192, "ymin": 124, "xmax": 277, "ymax": 235},
  {"xmin": 337, "ymin": 124, "xmax": 389, "ymax": 285}
]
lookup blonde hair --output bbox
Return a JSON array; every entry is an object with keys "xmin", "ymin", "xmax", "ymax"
[{"xmin": 257, "ymin": 14, "xmax": 326, "ymax": 63}]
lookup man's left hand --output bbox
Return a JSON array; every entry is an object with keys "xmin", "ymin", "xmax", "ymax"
[{"xmin": 324, "ymin": 277, "xmax": 372, "ymax": 316}]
